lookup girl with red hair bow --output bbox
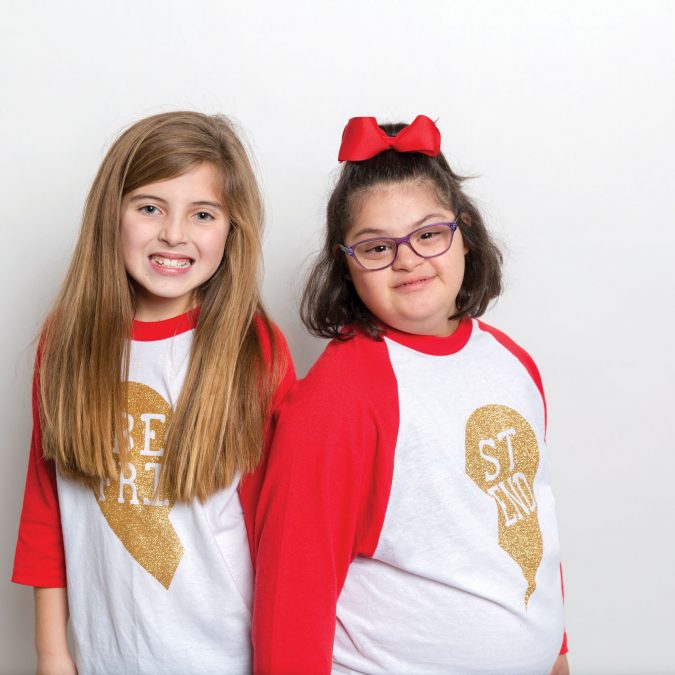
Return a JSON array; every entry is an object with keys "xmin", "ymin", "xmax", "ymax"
[{"xmin": 253, "ymin": 115, "xmax": 569, "ymax": 675}]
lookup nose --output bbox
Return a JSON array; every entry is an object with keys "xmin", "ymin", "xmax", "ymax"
[
  {"xmin": 392, "ymin": 241, "xmax": 423, "ymax": 271},
  {"xmin": 159, "ymin": 214, "xmax": 188, "ymax": 247}
]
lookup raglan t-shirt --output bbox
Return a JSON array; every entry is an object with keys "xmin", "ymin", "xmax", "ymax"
[
  {"xmin": 253, "ymin": 318, "xmax": 567, "ymax": 675},
  {"xmin": 13, "ymin": 309, "xmax": 294, "ymax": 675}
]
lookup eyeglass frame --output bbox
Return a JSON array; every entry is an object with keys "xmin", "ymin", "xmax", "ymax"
[{"xmin": 337, "ymin": 221, "xmax": 458, "ymax": 271}]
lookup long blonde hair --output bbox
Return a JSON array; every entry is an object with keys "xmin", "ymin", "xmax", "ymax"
[{"xmin": 39, "ymin": 111, "xmax": 282, "ymax": 501}]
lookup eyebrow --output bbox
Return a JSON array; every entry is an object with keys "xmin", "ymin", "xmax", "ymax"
[
  {"xmin": 350, "ymin": 212, "xmax": 452, "ymax": 240},
  {"xmin": 191, "ymin": 200, "xmax": 225, "ymax": 211},
  {"xmin": 127, "ymin": 195, "xmax": 225, "ymax": 211}
]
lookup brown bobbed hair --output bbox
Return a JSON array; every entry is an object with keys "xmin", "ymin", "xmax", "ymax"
[
  {"xmin": 39, "ymin": 111, "xmax": 284, "ymax": 501},
  {"xmin": 302, "ymin": 121, "xmax": 503, "ymax": 340}
]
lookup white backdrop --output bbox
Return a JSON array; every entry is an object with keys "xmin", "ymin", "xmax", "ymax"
[{"xmin": 2, "ymin": 1, "xmax": 674, "ymax": 673}]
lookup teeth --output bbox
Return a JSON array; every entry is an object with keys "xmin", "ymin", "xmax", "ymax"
[{"xmin": 151, "ymin": 256, "xmax": 192, "ymax": 268}]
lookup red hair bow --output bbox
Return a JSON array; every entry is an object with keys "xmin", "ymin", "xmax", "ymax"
[{"xmin": 338, "ymin": 115, "xmax": 441, "ymax": 162}]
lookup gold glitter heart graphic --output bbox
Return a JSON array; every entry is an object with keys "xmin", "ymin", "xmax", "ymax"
[
  {"xmin": 95, "ymin": 381, "xmax": 184, "ymax": 589},
  {"xmin": 465, "ymin": 405, "xmax": 543, "ymax": 607}
]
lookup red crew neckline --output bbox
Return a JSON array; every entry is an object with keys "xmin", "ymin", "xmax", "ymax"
[
  {"xmin": 382, "ymin": 318, "xmax": 473, "ymax": 356},
  {"xmin": 132, "ymin": 307, "xmax": 200, "ymax": 341}
]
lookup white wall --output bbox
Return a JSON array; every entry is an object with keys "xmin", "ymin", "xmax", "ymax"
[{"xmin": 1, "ymin": 1, "xmax": 673, "ymax": 673}]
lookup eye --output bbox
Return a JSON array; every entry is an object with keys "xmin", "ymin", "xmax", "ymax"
[
  {"xmin": 140, "ymin": 205, "xmax": 159, "ymax": 215},
  {"xmin": 195, "ymin": 211, "xmax": 214, "ymax": 222},
  {"xmin": 363, "ymin": 242, "xmax": 393, "ymax": 255},
  {"xmin": 419, "ymin": 227, "xmax": 444, "ymax": 240},
  {"xmin": 414, "ymin": 224, "xmax": 451, "ymax": 245}
]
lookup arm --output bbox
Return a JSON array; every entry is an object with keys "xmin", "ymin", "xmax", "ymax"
[
  {"xmin": 34, "ymin": 588, "xmax": 76, "ymax": 675},
  {"xmin": 13, "ymin": 355, "xmax": 70, "ymax": 671},
  {"xmin": 252, "ymin": 411, "xmax": 366, "ymax": 674},
  {"xmin": 550, "ymin": 654, "xmax": 569, "ymax": 675},
  {"xmin": 478, "ymin": 322, "xmax": 570, "ymax": 659},
  {"xmin": 13, "ymin": 357, "xmax": 67, "ymax": 586},
  {"xmin": 238, "ymin": 319, "xmax": 296, "ymax": 564},
  {"xmin": 252, "ymin": 338, "xmax": 398, "ymax": 675},
  {"xmin": 559, "ymin": 565, "xmax": 569, "ymax": 655}
]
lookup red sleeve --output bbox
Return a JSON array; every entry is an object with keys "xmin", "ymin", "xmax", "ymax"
[
  {"xmin": 559, "ymin": 564, "xmax": 568, "ymax": 654},
  {"xmin": 12, "ymin": 356, "xmax": 67, "ymax": 587},
  {"xmin": 238, "ymin": 317, "xmax": 297, "ymax": 566},
  {"xmin": 252, "ymin": 335, "xmax": 398, "ymax": 675}
]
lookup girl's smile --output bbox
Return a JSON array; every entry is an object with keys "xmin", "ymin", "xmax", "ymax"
[
  {"xmin": 148, "ymin": 252, "xmax": 195, "ymax": 274},
  {"xmin": 344, "ymin": 181, "xmax": 468, "ymax": 337},
  {"xmin": 392, "ymin": 274, "xmax": 435, "ymax": 291},
  {"xmin": 120, "ymin": 162, "xmax": 230, "ymax": 321}
]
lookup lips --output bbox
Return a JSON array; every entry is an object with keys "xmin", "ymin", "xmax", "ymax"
[
  {"xmin": 148, "ymin": 253, "xmax": 195, "ymax": 275},
  {"xmin": 394, "ymin": 275, "xmax": 434, "ymax": 290},
  {"xmin": 149, "ymin": 253, "xmax": 194, "ymax": 269}
]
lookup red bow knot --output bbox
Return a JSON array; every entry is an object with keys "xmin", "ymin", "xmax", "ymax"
[{"xmin": 338, "ymin": 115, "xmax": 441, "ymax": 162}]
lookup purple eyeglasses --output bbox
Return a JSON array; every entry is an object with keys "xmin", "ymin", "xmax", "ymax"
[{"xmin": 338, "ymin": 221, "xmax": 458, "ymax": 271}]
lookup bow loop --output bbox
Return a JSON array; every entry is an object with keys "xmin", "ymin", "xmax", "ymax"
[{"xmin": 338, "ymin": 115, "xmax": 441, "ymax": 162}]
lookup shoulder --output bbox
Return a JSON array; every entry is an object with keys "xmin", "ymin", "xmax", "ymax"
[
  {"xmin": 253, "ymin": 312, "xmax": 294, "ymax": 375},
  {"xmin": 276, "ymin": 330, "xmax": 396, "ymax": 436},
  {"xmin": 475, "ymin": 319, "xmax": 546, "ymax": 409},
  {"xmin": 253, "ymin": 313, "xmax": 288, "ymax": 357},
  {"xmin": 475, "ymin": 320, "xmax": 541, "ymax": 374},
  {"xmin": 269, "ymin": 331, "xmax": 398, "ymax": 473},
  {"xmin": 252, "ymin": 313, "xmax": 296, "ymax": 403},
  {"xmin": 297, "ymin": 331, "xmax": 391, "ymax": 398}
]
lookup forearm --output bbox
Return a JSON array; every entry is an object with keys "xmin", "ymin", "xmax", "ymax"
[
  {"xmin": 550, "ymin": 653, "xmax": 569, "ymax": 675},
  {"xmin": 34, "ymin": 587, "xmax": 76, "ymax": 674}
]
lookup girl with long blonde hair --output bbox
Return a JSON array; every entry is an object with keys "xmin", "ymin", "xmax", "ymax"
[{"xmin": 12, "ymin": 111, "xmax": 294, "ymax": 674}]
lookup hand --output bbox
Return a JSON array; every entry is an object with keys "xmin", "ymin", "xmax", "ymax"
[
  {"xmin": 550, "ymin": 653, "xmax": 569, "ymax": 675},
  {"xmin": 36, "ymin": 652, "xmax": 77, "ymax": 675}
]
